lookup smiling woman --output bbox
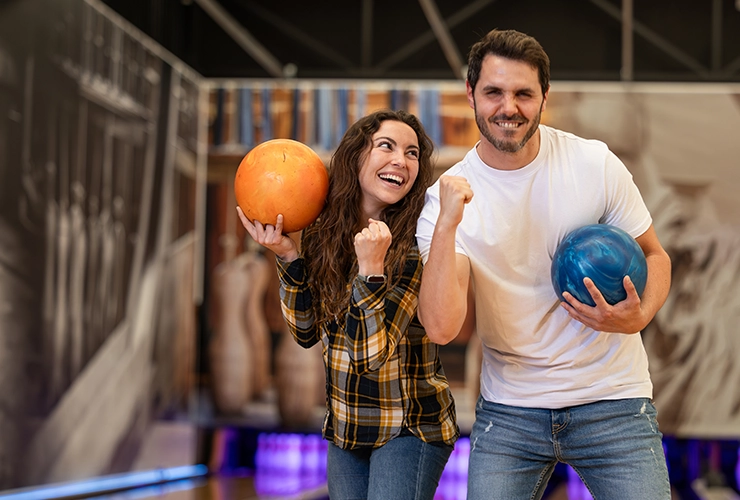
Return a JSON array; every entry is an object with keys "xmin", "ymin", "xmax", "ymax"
[
  {"xmin": 357, "ymin": 120, "xmax": 421, "ymax": 221},
  {"xmin": 236, "ymin": 108, "xmax": 459, "ymax": 500}
]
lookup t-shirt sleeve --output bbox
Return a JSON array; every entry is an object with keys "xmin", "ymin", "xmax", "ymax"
[
  {"xmin": 600, "ymin": 150, "xmax": 653, "ymax": 239},
  {"xmin": 416, "ymin": 176, "xmax": 470, "ymax": 264},
  {"xmin": 416, "ymin": 182, "xmax": 441, "ymax": 264}
]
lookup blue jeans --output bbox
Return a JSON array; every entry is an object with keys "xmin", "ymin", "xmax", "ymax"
[
  {"xmin": 326, "ymin": 433, "xmax": 454, "ymax": 500},
  {"xmin": 467, "ymin": 397, "xmax": 671, "ymax": 500}
]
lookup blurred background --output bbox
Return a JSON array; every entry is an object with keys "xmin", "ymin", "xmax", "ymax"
[{"xmin": 0, "ymin": 0, "xmax": 739, "ymax": 499}]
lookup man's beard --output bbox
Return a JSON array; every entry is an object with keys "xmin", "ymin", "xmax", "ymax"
[{"xmin": 475, "ymin": 102, "xmax": 543, "ymax": 153}]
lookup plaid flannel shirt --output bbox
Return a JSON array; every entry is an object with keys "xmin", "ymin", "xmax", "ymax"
[{"xmin": 276, "ymin": 245, "xmax": 459, "ymax": 449}]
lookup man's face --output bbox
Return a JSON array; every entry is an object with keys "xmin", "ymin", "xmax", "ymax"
[{"xmin": 467, "ymin": 55, "xmax": 548, "ymax": 154}]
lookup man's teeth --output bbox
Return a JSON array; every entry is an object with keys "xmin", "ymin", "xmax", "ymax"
[{"xmin": 497, "ymin": 122, "xmax": 520, "ymax": 128}]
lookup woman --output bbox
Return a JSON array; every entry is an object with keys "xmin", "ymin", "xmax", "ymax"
[{"xmin": 237, "ymin": 109, "xmax": 459, "ymax": 500}]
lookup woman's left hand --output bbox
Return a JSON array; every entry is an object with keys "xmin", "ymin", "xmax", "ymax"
[{"xmin": 354, "ymin": 218, "xmax": 391, "ymax": 276}]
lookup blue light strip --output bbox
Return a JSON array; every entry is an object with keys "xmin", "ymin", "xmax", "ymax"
[
  {"xmin": 87, "ymin": 478, "xmax": 205, "ymax": 500},
  {"xmin": 0, "ymin": 465, "xmax": 209, "ymax": 500}
]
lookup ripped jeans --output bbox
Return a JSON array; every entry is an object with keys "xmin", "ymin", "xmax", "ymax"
[{"xmin": 466, "ymin": 397, "xmax": 671, "ymax": 500}]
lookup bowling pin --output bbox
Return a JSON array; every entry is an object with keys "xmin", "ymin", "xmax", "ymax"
[
  {"xmin": 241, "ymin": 249, "xmax": 272, "ymax": 401},
  {"xmin": 209, "ymin": 254, "xmax": 254, "ymax": 413},
  {"xmin": 274, "ymin": 326, "xmax": 325, "ymax": 429}
]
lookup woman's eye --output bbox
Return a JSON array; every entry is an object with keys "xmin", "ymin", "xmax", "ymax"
[
  {"xmin": 378, "ymin": 141, "xmax": 392, "ymax": 149},
  {"xmin": 407, "ymin": 150, "xmax": 419, "ymax": 158}
]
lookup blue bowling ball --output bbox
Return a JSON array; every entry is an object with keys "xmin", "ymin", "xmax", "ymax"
[{"xmin": 551, "ymin": 224, "xmax": 647, "ymax": 306}]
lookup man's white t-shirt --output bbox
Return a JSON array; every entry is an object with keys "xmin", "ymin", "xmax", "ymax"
[{"xmin": 417, "ymin": 125, "xmax": 654, "ymax": 409}]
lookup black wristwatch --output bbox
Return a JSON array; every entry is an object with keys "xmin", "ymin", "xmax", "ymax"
[{"xmin": 359, "ymin": 274, "xmax": 386, "ymax": 284}]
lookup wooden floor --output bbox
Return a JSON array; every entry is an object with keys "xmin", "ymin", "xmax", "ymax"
[
  {"xmin": 80, "ymin": 475, "xmax": 581, "ymax": 500},
  {"xmin": 84, "ymin": 475, "xmax": 696, "ymax": 500},
  {"xmin": 88, "ymin": 476, "xmax": 329, "ymax": 500}
]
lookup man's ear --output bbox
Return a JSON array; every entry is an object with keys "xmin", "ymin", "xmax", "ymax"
[{"xmin": 541, "ymin": 85, "xmax": 550, "ymax": 112}]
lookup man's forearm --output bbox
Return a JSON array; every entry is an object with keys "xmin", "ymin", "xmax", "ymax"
[
  {"xmin": 419, "ymin": 225, "xmax": 469, "ymax": 344},
  {"xmin": 639, "ymin": 250, "xmax": 671, "ymax": 327}
]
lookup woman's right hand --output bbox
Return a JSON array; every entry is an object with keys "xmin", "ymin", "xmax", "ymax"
[{"xmin": 236, "ymin": 207, "xmax": 299, "ymax": 262}]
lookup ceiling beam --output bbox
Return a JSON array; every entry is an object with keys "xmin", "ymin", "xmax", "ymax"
[
  {"xmin": 725, "ymin": 56, "xmax": 740, "ymax": 76},
  {"xmin": 418, "ymin": 0, "xmax": 465, "ymax": 79},
  {"xmin": 241, "ymin": 1, "xmax": 356, "ymax": 72},
  {"xmin": 621, "ymin": 0, "xmax": 633, "ymax": 81},
  {"xmin": 361, "ymin": 0, "xmax": 373, "ymax": 68},
  {"xmin": 589, "ymin": 0, "xmax": 710, "ymax": 78},
  {"xmin": 376, "ymin": 0, "xmax": 495, "ymax": 74},
  {"xmin": 193, "ymin": 0, "xmax": 283, "ymax": 77},
  {"xmin": 711, "ymin": 0, "xmax": 723, "ymax": 71}
]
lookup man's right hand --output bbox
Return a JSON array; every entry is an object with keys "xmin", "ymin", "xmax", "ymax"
[{"xmin": 438, "ymin": 175, "xmax": 474, "ymax": 228}]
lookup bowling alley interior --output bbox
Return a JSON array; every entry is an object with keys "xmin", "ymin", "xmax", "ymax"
[{"xmin": 1, "ymin": 0, "xmax": 740, "ymax": 499}]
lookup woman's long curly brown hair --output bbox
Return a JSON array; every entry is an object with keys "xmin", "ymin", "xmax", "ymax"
[{"xmin": 301, "ymin": 109, "xmax": 436, "ymax": 325}]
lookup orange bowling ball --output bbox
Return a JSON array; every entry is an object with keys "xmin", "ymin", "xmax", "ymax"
[{"xmin": 235, "ymin": 139, "xmax": 329, "ymax": 233}]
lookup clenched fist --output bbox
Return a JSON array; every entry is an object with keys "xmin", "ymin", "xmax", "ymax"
[
  {"xmin": 438, "ymin": 175, "xmax": 474, "ymax": 228},
  {"xmin": 354, "ymin": 218, "xmax": 391, "ymax": 276}
]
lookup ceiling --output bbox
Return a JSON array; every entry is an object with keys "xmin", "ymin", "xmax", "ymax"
[{"xmin": 103, "ymin": 0, "xmax": 740, "ymax": 82}]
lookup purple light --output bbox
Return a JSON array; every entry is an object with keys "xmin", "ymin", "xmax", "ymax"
[
  {"xmin": 435, "ymin": 437, "xmax": 469, "ymax": 500},
  {"xmin": 566, "ymin": 465, "xmax": 593, "ymax": 500},
  {"xmin": 253, "ymin": 432, "xmax": 327, "ymax": 496}
]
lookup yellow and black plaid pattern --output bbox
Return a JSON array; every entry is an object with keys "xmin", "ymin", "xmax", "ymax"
[{"xmin": 276, "ymin": 246, "xmax": 459, "ymax": 450}]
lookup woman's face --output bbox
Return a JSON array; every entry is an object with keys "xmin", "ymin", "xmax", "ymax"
[{"xmin": 357, "ymin": 120, "xmax": 420, "ymax": 220}]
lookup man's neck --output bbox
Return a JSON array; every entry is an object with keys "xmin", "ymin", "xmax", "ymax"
[{"xmin": 477, "ymin": 128, "xmax": 542, "ymax": 171}]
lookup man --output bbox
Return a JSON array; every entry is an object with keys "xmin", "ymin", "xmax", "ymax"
[{"xmin": 416, "ymin": 29, "xmax": 672, "ymax": 499}]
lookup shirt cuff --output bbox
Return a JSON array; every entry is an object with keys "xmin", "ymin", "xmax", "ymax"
[
  {"xmin": 351, "ymin": 276, "xmax": 386, "ymax": 310},
  {"xmin": 276, "ymin": 256, "xmax": 306, "ymax": 286}
]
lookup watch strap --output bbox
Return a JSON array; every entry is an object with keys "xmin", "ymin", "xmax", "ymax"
[{"xmin": 359, "ymin": 274, "xmax": 386, "ymax": 283}]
